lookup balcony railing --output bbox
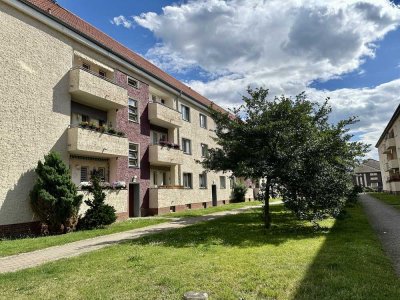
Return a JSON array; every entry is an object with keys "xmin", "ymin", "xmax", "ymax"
[
  {"xmin": 68, "ymin": 125, "xmax": 128, "ymax": 158},
  {"xmin": 148, "ymin": 101, "xmax": 182, "ymax": 128},
  {"xmin": 69, "ymin": 66, "xmax": 127, "ymax": 110},
  {"xmin": 149, "ymin": 144, "xmax": 183, "ymax": 165}
]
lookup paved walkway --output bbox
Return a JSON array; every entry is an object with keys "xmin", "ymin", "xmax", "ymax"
[
  {"xmin": 0, "ymin": 205, "xmax": 264, "ymax": 274},
  {"xmin": 360, "ymin": 193, "xmax": 400, "ymax": 276}
]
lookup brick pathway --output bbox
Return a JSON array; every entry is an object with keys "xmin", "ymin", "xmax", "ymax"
[
  {"xmin": 360, "ymin": 193, "xmax": 400, "ymax": 276},
  {"xmin": 0, "ymin": 205, "xmax": 264, "ymax": 274}
]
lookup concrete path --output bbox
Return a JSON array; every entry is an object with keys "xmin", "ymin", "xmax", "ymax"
[
  {"xmin": 0, "ymin": 205, "xmax": 264, "ymax": 274},
  {"xmin": 360, "ymin": 193, "xmax": 400, "ymax": 276}
]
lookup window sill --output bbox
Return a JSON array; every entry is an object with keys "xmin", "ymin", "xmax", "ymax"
[
  {"xmin": 129, "ymin": 120, "xmax": 139, "ymax": 124},
  {"xmin": 129, "ymin": 166, "xmax": 140, "ymax": 169}
]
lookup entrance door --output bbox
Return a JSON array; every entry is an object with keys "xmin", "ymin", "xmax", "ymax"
[
  {"xmin": 212, "ymin": 184, "xmax": 217, "ymax": 206},
  {"xmin": 129, "ymin": 183, "xmax": 141, "ymax": 217}
]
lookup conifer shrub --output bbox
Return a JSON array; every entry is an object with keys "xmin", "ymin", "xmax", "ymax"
[
  {"xmin": 232, "ymin": 183, "xmax": 248, "ymax": 202},
  {"xmin": 30, "ymin": 151, "xmax": 82, "ymax": 234},
  {"xmin": 78, "ymin": 170, "xmax": 117, "ymax": 229}
]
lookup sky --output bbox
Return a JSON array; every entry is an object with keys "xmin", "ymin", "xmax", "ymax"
[{"xmin": 57, "ymin": 0, "xmax": 400, "ymax": 159}]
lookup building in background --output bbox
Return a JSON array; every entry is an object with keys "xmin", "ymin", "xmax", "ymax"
[
  {"xmin": 0, "ymin": 0, "xmax": 255, "ymax": 235},
  {"xmin": 352, "ymin": 159, "xmax": 383, "ymax": 191},
  {"xmin": 376, "ymin": 104, "xmax": 400, "ymax": 193}
]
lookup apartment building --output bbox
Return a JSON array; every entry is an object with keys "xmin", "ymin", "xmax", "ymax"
[
  {"xmin": 0, "ymin": 0, "xmax": 255, "ymax": 234},
  {"xmin": 376, "ymin": 104, "xmax": 400, "ymax": 193},
  {"xmin": 352, "ymin": 159, "xmax": 383, "ymax": 191}
]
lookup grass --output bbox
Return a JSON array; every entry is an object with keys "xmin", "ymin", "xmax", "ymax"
[
  {"xmin": 369, "ymin": 192, "xmax": 400, "ymax": 208},
  {"xmin": 0, "ymin": 218, "xmax": 167, "ymax": 258},
  {"xmin": 0, "ymin": 201, "xmax": 261, "ymax": 257},
  {"xmin": 0, "ymin": 203, "xmax": 398, "ymax": 299}
]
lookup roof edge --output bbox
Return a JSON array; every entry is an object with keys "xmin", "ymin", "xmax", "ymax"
[{"xmin": 375, "ymin": 104, "xmax": 400, "ymax": 148}]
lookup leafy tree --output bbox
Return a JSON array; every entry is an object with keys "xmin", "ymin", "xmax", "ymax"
[
  {"xmin": 202, "ymin": 87, "xmax": 368, "ymax": 228},
  {"xmin": 30, "ymin": 151, "xmax": 82, "ymax": 234},
  {"xmin": 78, "ymin": 170, "xmax": 116, "ymax": 229}
]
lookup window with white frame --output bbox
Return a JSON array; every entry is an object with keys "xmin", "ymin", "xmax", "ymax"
[
  {"xmin": 181, "ymin": 104, "xmax": 190, "ymax": 122},
  {"xmin": 201, "ymin": 143, "xmax": 208, "ymax": 157},
  {"xmin": 182, "ymin": 138, "xmax": 192, "ymax": 154},
  {"xmin": 127, "ymin": 77, "xmax": 139, "ymax": 88},
  {"xmin": 151, "ymin": 131, "xmax": 168, "ymax": 145},
  {"xmin": 199, "ymin": 113, "xmax": 207, "ymax": 129},
  {"xmin": 199, "ymin": 173, "xmax": 207, "ymax": 189},
  {"xmin": 128, "ymin": 98, "xmax": 138, "ymax": 122},
  {"xmin": 129, "ymin": 143, "xmax": 139, "ymax": 167},
  {"xmin": 183, "ymin": 173, "xmax": 193, "ymax": 189},
  {"xmin": 80, "ymin": 166, "xmax": 89, "ymax": 182},
  {"xmin": 220, "ymin": 176, "xmax": 226, "ymax": 189},
  {"xmin": 97, "ymin": 167, "xmax": 106, "ymax": 181}
]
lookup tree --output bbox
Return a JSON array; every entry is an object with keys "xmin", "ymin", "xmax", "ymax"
[
  {"xmin": 202, "ymin": 87, "xmax": 368, "ymax": 228},
  {"xmin": 78, "ymin": 170, "xmax": 116, "ymax": 229},
  {"xmin": 30, "ymin": 151, "xmax": 82, "ymax": 234}
]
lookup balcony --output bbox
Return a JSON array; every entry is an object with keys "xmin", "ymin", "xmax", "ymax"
[
  {"xmin": 69, "ymin": 67, "xmax": 127, "ymax": 110},
  {"xmin": 68, "ymin": 126, "xmax": 128, "ymax": 158},
  {"xmin": 385, "ymin": 137, "xmax": 396, "ymax": 151},
  {"xmin": 149, "ymin": 144, "xmax": 183, "ymax": 165},
  {"xmin": 387, "ymin": 159, "xmax": 399, "ymax": 170},
  {"xmin": 387, "ymin": 174, "xmax": 400, "ymax": 182},
  {"xmin": 148, "ymin": 102, "xmax": 182, "ymax": 128}
]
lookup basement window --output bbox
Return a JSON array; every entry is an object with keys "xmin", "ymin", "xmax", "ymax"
[
  {"xmin": 170, "ymin": 206, "xmax": 176, "ymax": 213},
  {"xmin": 99, "ymin": 70, "xmax": 106, "ymax": 78},
  {"xmin": 82, "ymin": 63, "xmax": 90, "ymax": 70}
]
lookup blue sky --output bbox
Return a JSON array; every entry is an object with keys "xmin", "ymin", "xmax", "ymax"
[{"xmin": 57, "ymin": 0, "xmax": 400, "ymax": 158}]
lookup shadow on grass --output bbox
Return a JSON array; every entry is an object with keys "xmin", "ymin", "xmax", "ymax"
[
  {"xmin": 125, "ymin": 205, "xmax": 327, "ymax": 248},
  {"xmin": 292, "ymin": 203, "xmax": 400, "ymax": 300}
]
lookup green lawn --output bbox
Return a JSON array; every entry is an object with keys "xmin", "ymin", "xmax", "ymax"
[
  {"xmin": 0, "ymin": 204, "xmax": 398, "ymax": 299},
  {"xmin": 369, "ymin": 192, "xmax": 400, "ymax": 208},
  {"xmin": 0, "ymin": 201, "xmax": 261, "ymax": 258}
]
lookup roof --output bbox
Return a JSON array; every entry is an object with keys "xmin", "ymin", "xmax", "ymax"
[
  {"xmin": 20, "ymin": 0, "xmax": 228, "ymax": 114},
  {"xmin": 375, "ymin": 104, "xmax": 400, "ymax": 148},
  {"xmin": 354, "ymin": 159, "xmax": 381, "ymax": 173}
]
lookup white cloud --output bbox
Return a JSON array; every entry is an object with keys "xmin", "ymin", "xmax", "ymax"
[
  {"xmin": 133, "ymin": 0, "xmax": 400, "ymax": 158},
  {"xmin": 111, "ymin": 15, "xmax": 134, "ymax": 29}
]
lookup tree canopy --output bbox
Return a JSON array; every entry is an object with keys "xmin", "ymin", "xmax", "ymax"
[{"xmin": 202, "ymin": 87, "xmax": 368, "ymax": 228}]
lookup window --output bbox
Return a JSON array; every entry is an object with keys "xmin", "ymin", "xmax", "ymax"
[
  {"xmin": 182, "ymin": 138, "xmax": 192, "ymax": 154},
  {"xmin": 230, "ymin": 177, "xmax": 235, "ymax": 189},
  {"xmin": 80, "ymin": 166, "xmax": 89, "ymax": 182},
  {"xmin": 97, "ymin": 167, "xmax": 106, "ymax": 181},
  {"xmin": 153, "ymin": 171, "xmax": 158, "ymax": 186},
  {"xmin": 183, "ymin": 173, "xmax": 193, "ymax": 189},
  {"xmin": 152, "ymin": 131, "xmax": 168, "ymax": 145},
  {"xmin": 128, "ymin": 98, "xmax": 138, "ymax": 122},
  {"xmin": 199, "ymin": 114, "xmax": 207, "ymax": 129},
  {"xmin": 220, "ymin": 176, "xmax": 226, "ymax": 189},
  {"xmin": 181, "ymin": 104, "xmax": 190, "ymax": 122},
  {"xmin": 82, "ymin": 63, "xmax": 90, "ymax": 70},
  {"xmin": 81, "ymin": 114, "xmax": 89, "ymax": 123},
  {"xmin": 162, "ymin": 172, "xmax": 167, "ymax": 186},
  {"xmin": 201, "ymin": 143, "xmax": 208, "ymax": 157},
  {"xmin": 151, "ymin": 95, "xmax": 157, "ymax": 102},
  {"xmin": 199, "ymin": 173, "xmax": 207, "ymax": 189},
  {"xmin": 129, "ymin": 143, "xmax": 139, "ymax": 167},
  {"xmin": 128, "ymin": 77, "xmax": 139, "ymax": 88},
  {"xmin": 99, "ymin": 70, "xmax": 106, "ymax": 78}
]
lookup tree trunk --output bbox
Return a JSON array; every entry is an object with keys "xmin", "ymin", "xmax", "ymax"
[{"xmin": 263, "ymin": 180, "xmax": 271, "ymax": 229}]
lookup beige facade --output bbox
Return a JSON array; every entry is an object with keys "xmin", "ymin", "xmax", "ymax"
[
  {"xmin": 376, "ymin": 105, "xmax": 400, "ymax": 193},
  {"xmin": 0, "ymin": 0, "xmax": 255, "ymax": 231},
  {"xmin": 0, "ymin": 1, "xmax": 129, "ymax": 227}
]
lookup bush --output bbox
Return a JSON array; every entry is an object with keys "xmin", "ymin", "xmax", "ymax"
[
  {"xmin": 346, "ymin": 185, "xmax": 362, "ymax": 205},
  {"xmin": 78, "ymin": 170, "xmax": 117, "ymax": 229},
  {"xmin": 30, "ymin": 151, "xmax": 82, "ymax": 234},
  {"xmin": 232, "ymin": 183, "xmax": 248, "ymax": 202}
]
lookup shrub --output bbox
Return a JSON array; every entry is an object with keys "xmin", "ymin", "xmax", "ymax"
[
  {"xmin": 30, "ymin": 151, "xmax": 82, "ymax": 234},
  {"xmin": 78, "ymin": 170, "xmax": 117, "ymax": 229},
  {"xmin": 346, "ymin": 185, "xmax": 363, "ymax": 205},
  {"xmin": 232, "ymin": 182, "xmax": 248, "ymax": 202}
]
